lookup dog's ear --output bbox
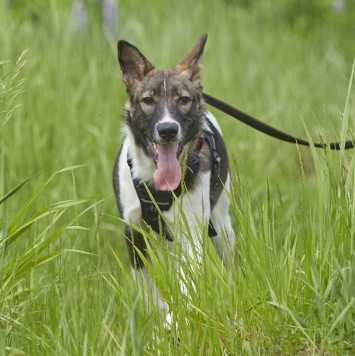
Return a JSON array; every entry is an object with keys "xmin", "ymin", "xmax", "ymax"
[
  {"xmin": 118, "ymin": 40, "xmax": 155, "ymax": 90},
  {"xmin": 174, "ymin": 33, "xmax": 208, "ymax": 86}
]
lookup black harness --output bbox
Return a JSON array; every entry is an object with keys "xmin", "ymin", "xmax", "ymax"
[{"xmin": 127, "ymin": 124, "xmax": 220, "ymax": 241}]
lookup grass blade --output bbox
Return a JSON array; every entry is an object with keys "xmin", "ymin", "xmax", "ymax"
[{"xmin": 0, "ymin": 176, "xmax": 33, "ymax": 205}]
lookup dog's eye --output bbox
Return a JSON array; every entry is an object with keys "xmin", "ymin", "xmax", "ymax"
[
  {"xmin": 179, "ymin": 96, "xmax": 191, "ymax": 105},
  {"xmin": 142, "ymin": 97, "xmax": 154, "ymax": 105}
]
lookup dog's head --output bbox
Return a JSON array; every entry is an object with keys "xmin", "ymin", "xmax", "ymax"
[{"xmin": 118, "ymin": 34, "xmax": 208, "ymax": 191}]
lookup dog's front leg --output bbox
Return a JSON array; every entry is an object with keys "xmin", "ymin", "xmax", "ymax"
[
  {"xmin": 161, "ymin": 172, "xmax": 211, "ymax": 332},
  {"xmin": 209, "ymin": 174, "xmax": 235, "ymax": 267},
  {"xmin": 126, "ymin": 225, "xmax": 168, "ymax": 312},
  {"xmin": 165, "ymin": 171, "xmax": 211, "ymax": 293},
  {"xmin": 125, "ymin": 225, "xmax": 147, "ymax": 270}
]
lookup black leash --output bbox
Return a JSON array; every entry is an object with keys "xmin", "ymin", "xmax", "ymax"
[{"xmin": 203, "ymin": 93, "xmax": 354, "ymax": 150}]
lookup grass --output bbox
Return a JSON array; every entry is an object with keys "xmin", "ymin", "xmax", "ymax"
[{"xmin": 1, "ymin": 0, "xmax": 355, "ymax": 354}]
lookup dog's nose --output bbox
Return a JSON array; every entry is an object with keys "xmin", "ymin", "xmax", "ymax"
[{"xmin": 157, "ymin": 122, "xmax": 179, "ymax": 140}]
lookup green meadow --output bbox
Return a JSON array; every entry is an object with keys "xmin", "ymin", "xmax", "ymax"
[{"xmin": 1, "ymin": 0, "xmax": 355, "ymax": 354}]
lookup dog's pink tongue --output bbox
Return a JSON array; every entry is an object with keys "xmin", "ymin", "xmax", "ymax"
[{"xmin": 153, "ymin": 143, "xmax": 182, "ymax": 191}]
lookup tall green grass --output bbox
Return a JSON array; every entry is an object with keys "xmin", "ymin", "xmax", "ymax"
[
  {"xmin": 0, "ymin": 51, "xmax": 102, "ymax": 354},
  {"xmin": 0, "ymin": 0, "xmax": 354, "ymax": 354}
]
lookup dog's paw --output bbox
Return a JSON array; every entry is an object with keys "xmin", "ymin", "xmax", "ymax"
[
  {"xmin": 163, "ymin": 312, "xmax": 182, "ymax": 347},
  {"xmin": 163, "ymin": 311, "xmax": 174, "ymax": 332}
]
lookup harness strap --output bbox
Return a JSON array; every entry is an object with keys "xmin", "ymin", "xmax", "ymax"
[{"xmin": 203, "ymin": 128, "xmax": 221, "ymax": 188}]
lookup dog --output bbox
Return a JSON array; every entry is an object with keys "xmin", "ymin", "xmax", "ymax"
[{"xmin": 113, "ymin": 33, "xmax": 235, "ymax": 314}]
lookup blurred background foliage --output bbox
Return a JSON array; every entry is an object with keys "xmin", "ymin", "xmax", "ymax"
[
  {"xmin": 1, "ymin": 0, "xmax": 354, "ymax": 269},
  {"xmin": 1, "ymin": 0, "xmax": 354, "ymax": 254}
]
